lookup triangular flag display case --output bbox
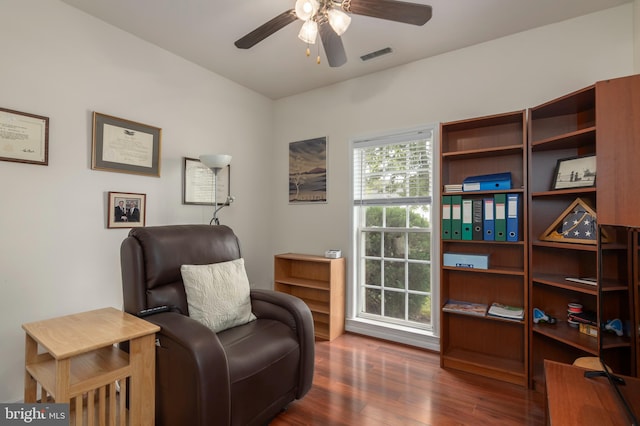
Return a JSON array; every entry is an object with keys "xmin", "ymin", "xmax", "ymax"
[{"xmin": 539, "ymin": 197, "xmax": 602, "ymax": 245}]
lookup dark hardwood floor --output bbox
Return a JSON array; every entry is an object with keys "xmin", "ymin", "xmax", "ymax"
[{"xmin": 271, "ymin": 333, "xmax": 545, "ymax": 425}]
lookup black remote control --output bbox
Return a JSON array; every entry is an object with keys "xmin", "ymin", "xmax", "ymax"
[{"xmin": 137, "ymin": 305, "xmax": 170, "ymax": 317}]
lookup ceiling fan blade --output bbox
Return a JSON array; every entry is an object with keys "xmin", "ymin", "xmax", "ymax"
[
  {"xmin": 319, "ymin": 20, "xmax": 347, "ymax": 68},
  {"xmin": 344, "ymin": 0, "xmax": 432, "ymax": 26},
  {"xmin": 234, "ymin": 10, "xmax": 298, "ymax": 49}
]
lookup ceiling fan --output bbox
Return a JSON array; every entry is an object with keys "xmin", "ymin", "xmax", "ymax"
[{"xmin": 234, "ymin": 0, "xmax": 433, "ymax": 67}]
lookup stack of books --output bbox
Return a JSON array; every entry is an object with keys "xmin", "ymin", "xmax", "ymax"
[
  {"xmin": 442, "ymin": 300, "xmax": 488, "ymax": 317},
  {"xmin": 487, "ymin": 303, "xmax": 524, "ymax": 320},
  {"xmin": 443, "ymin": 184, "xmax": 463, "ymax": 193}
]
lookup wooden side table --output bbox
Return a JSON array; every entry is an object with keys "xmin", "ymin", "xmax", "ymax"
[{"xmin": 23, "ymin": 307, "xmax": 160, "ymax": 426}]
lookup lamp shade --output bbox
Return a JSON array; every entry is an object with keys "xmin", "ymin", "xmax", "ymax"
[
  {"xmin": 199, "ymin": 154, "xmax": 232, "ymax": 169},
  {"xmin": 298, "ymin": 20, "xmax": 318, "ymax": 44},
  {"xmin": 294, "ymin": 0, "xmax": 319, "ymax": 21},
  {"xmin": 327, "ymin": 8, "xmax": 351, "ymax": 36}
]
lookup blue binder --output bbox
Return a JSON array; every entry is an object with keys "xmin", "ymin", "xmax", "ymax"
[
  {"xmin": 483, "ymin": 198, "xmax": 495, "ymax": 241},
  {"xmin": 506, "ymin": 193, "xmax": 519, "ymax": 242},
  {"xmin": 463, "ymin": 172, "xmax": 512, "ymax": 192}
]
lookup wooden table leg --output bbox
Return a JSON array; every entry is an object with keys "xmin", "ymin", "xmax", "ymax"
[
  {"xmin": 24, "ymin": 334, "xmax": 38, "ymax": 403},
  {"xmin": 128, "ymin": 334, "xmax": 155, "ymax": 426}
]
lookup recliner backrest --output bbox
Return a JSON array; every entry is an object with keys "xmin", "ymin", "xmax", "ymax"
[{"xmin": 121, "ymin": 224, "xmax": 241, "ymax": 315}]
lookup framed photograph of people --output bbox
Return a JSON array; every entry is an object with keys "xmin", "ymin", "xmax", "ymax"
[
  {"xmin": 92, "ymin": 112, "xmax": 161, "ymax": 177},
  {"xmin": 0, "ymin": 107, "xmax": 49, "ymax": 165},
  {"xmin": 551, "ymin": 155, "xmax": 596, "ymax": 190},
  {"xmin": 108, "ymin": 191, "xmax": 146, "ymax": 229}
]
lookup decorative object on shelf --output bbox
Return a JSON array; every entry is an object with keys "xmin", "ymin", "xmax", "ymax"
[
  {"xmin": 533, "ymin": 308, "xmax": 556, "ymax": 324},
  {"xmin": 551, "ymin": 155, "xmax": 596, "ymax": 190},
  {"xmin": 289, "ymin": 137, "xmax": 327, "ymax": 204},
  {"xmin": 0, "ymin": 107, "xmax": 49, "ymax": 165},
  {"xmin": 324, "ymin": 249, "xmax": 341, "ymax": 258},
  {"xmin": 199, "ymin": 154, "xmax": 233, "ymax": 225},
  {"xmin": 539, "ymin": 197, "xmax": 600, "ymax": 244},
  {"xmin": 107, "ymin": 191, "xmax": 146, "ymax": 229},
  {"xmin": 183, "ymin": 157, "xmax": 230, "ymax": 206},
  {"xmin": 234, "ymin": 0, "xmax": 432, "ymax": 68},
  {"xmin": 92, "ymin": 112, "xmax": 161, "ymax": 177},
  {"xmin": 605, "ymin": 319, "xmax": 624, "ymax": 337}
]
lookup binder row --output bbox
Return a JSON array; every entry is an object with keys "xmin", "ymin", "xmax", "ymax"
[{"xmin": 442, "ymin": 193, "xmax": 520, "ymax": 241}]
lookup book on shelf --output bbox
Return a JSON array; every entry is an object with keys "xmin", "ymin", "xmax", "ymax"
[
  {"xmin": 442, "ymin": 300, "xmax": 488, "ymax": 317},
  {"xmin": 444, "ymin": 184, "xmax": 463, "ymax": 193},
  {"xmin": 487, "ymin": 303, "xmax": 524, "ymax": 320},
  {"xmin": 565, "ymin": 277, "xmax": 597, "ymax": 286}
]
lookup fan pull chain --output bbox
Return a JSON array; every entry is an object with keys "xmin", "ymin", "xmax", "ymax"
[{"xmin": 316, "ymin": 43, "xmax": 321, "ymax": 64}]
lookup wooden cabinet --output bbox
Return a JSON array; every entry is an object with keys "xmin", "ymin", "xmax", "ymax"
[
  {"xmin": 528, "ymin": 76, "xmax": 640, "ymax": 390},
  {"xmin": 596, "ymin": 75, "xmax": 640, "ymax": 227},
  {"xmin": 274, "ymin": 253, "xmax": 345, "ymax": 341},
  {"xmin": 439, "ymin": 111, "xmax": 528, "ymax": 386}
]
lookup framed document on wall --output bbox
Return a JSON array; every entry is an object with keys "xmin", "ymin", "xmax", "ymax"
[
  {"xmin": 0, "ymin": 107, "xmax": 49, "ymax": 166},
  {"xmin": 92, "ymin": 112, "xmax": 161, "ymax": 177},
  {"xmin": 182, "ymin": 157, "xmax": 230, "ymax": 205}
]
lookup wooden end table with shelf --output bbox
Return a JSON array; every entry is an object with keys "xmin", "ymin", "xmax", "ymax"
[{"xmin": 22, "ymin": 307, "xmax": 160, "ymax": 426}]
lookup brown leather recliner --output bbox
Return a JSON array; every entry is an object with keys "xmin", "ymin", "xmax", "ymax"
[{"xmin": 120, "ymin": 225, "xmax": 314, "ymax": 426}]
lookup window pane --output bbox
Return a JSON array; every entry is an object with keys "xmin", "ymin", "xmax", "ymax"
[
  {"xmin": 384, "ymin": 290, "xmax": 405, "ymax": 319},
  {"xmin": 408, "ymin": 294, "xmax": 431, "ymax": 324},
  {"xmin": 408, "ymin": 262, "xmax": 430, "ymax": 292},
  {"xmin": 408, "ymin": 232, "xmax": 431, "ymax": 261},
  {"xmin": 409, "ymin": 205, "xmax": 431, "ymax": 228},
  {"xmin": 365, "ymin": 288, "xmax": 381, "ymax": 315},
  {"xmin": 385, "ymin": 206, "xmax": 407, "ymax": 227},
  {"xmin": 365, "ymin": 206, "xmax": 383, "ymax": 227},
  {"xmin": 383, "ymin": 260, "xmax": 404, "ymax": 289},
  {"xmin": 384, "ymin": 232, "xmax": 405, "ymax": 258},
  {"xmin": 364, "ymin": 231, "xmax": 381, "ymax": 257},
  {"xmin": 365, "ymin": 259, "xmax": 381, "ymax": 286}
]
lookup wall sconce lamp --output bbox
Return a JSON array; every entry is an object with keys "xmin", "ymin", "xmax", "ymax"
[{"xmin": 199, "ymin": 154, "xmax": 233, "ymax": 225}]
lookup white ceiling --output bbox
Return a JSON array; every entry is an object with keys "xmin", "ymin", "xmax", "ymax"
[{"xmin": 60, "ymin": 0, "xmax": 631, "ymax": 100}]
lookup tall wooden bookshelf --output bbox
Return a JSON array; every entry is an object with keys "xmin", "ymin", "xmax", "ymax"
[
  {"xmin": 439, "ymin": 111, "xmax": 528, "ymax": 386},
  {"xmin": 528, "ymin": 74, "xmax": 640, "ymax": 390}
]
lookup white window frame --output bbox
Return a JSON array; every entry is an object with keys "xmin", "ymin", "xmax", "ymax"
[{"xmin": 347, "ymin": 125, "xmax": 440, "ymax": 351}]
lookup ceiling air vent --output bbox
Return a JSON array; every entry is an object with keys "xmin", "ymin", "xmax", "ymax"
[{"xmin": 360, "ymin": 47, "xmax": 393, "ymax": 62}]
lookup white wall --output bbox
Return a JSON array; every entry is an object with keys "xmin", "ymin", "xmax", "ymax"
[
  {"xmin": 0, "ymin": 0, "xmax": 274, "ymax": 403},
  {"xmin": 1, "ymin": 1, "xmax": 637, "ymax": 404},
  {"xmin": 272, "ymin": 5, "xmax": 635, "ymax": 327}
]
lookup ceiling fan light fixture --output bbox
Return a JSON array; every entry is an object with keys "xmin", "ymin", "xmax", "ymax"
[
  {"xmin": 295, "ymin": 0, "xmax": 319, "ymax": 21},
  {"xmin": 298, "ymin": 19, "xmax": 318, "ymax": 44},
  {"xmin": 327, "ymin": 8, "xmax": 351, "ymax": 35}
]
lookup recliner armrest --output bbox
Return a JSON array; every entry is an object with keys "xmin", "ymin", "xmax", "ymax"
[
  {"xmin": 143, "ymin": 312, "xmax": 232, "ymax": 425},
  {"xmin": 250, "ymin": 289, "xmax": 315, "ymax": 398}
]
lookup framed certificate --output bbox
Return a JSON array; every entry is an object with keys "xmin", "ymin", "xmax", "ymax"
[
  {"xmin": 183, "ymin": 157, "xmax": 230, "ymax": 205},
  {"xmin": 0, "ymin": 107, "xmax": 49, "ymax": 165},
  {"xmin": 92, "ymin": 112, "xmax": 162, "ymax": 177}
]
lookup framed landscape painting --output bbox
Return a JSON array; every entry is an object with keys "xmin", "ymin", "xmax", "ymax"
[{"xmin": 289, "ymin": 137, "xmax": 327, "ymax": 204}]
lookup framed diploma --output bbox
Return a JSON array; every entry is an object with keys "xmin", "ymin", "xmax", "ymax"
[
  {"xmin": 92, "ymin": 112, "xmax": 161, "ymax": 177},
  {"xmin": 0, "ymin": 107, "xmax": 49, "ymax": 165},
  {"xmin": 108, "ymin": 191, "xmax": 146, "ymax": 229},
  {"xmin": 183, "ymin": 157, "xmax": 230, "ymax": 205}
]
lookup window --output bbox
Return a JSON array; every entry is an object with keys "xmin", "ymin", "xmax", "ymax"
[{"xmin": 352, "ymin": 126, "xmax": 436, "ymax": 333}]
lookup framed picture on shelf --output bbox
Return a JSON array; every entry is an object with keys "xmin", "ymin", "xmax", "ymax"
[
  {"xmin": 551, "ymin": 155, "xmax": 596, "ymax": 190},
  {"xmin": 92, "ymin": 112, "xmax": 161, "ymax": 177},
  {"xmin": 108, "ymin": 191, "xmax": 146, "ymax": 229},
  {"xmin": 182, "ymin": 157, "xmax": 230, "ymax": 205},
  {"xmin": 0, "ymin": 107, "xmax": 49, "ymax": 166}
]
